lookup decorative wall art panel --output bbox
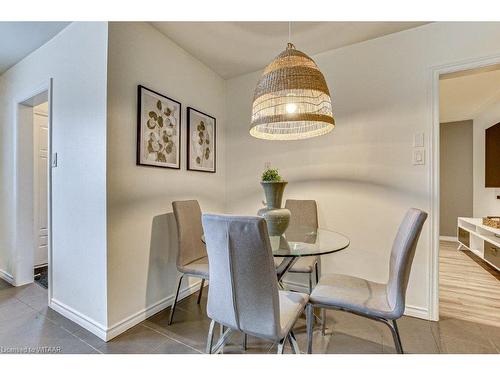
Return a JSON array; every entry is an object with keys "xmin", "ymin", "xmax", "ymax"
[
  {"xmin": 137, "ymin": 85, "xmax": 181, "ymax": 169},
  {"xmin": 187, "ymin": 107, "xmax": 216, "ymax": 173}
]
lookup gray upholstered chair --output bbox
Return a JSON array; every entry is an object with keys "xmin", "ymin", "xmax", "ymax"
[
  {"xmin": 202, "ymin": 214, "xmax": 309, "ymax": 354},
  {"xmin": 276, "ymin": 199, "xmax": 320, "ymax": 293},
  {"xmin": 306, "ymin": 208, "xmax": 427, "ymax": 354},
  {"xmin": 169, "ymin": 200, "xmax": 209, "ymax": 325}
]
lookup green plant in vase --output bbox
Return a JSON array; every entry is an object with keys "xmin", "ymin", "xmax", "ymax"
[
  {"xmin": 261, "ymin": 168, "xmax": 282, "ymax": 182},
  {"xmin": 258, "ymin": 167, "xmax": 291, "ymax": 236}
]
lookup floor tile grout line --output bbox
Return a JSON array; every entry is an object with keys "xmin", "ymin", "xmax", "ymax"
[
  {"xmin": 428, "ymin": 323, "xmax": 443, "ymax": 353},
  {"xmin": 12, "ymin": 287, "xmax": 50, "ymax": 313},
  {"xmin": 13, "ymin": 295, "xmax": 38, "ymax": 310},
  {"xmin": 66, "ymin": 330, "xmax": 104, "ymax": 354},
  {"xmin": 141, "ymin": 324, "xmax": 202, "ymax": 354},
  {"xmin": 139, "ymin": 322, "xmax": 204, "ymax": 353},
  {"xmin": 432, "ymin": 329, "xmax": 497, "ymax": 350},
  {"xmin": 430, "ymin": 324, "xmax": 500, "ymax": 353}
]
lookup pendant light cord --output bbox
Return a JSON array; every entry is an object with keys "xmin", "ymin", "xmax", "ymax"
[{"xmin": 287, "ymin": 21, "xmax": 295, "ymax": 49}]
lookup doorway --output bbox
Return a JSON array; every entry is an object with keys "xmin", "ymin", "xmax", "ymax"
[
  {"xmin": 433, "ymin": 63, "xmax": 500, "ymax": 327},
  {"xmin": 15, "ymin": 85, "xmax": 52, "ymax": 295},
  {"xmin": 33, "ymin": 101, "xmax": 49, "ymax": 288}
]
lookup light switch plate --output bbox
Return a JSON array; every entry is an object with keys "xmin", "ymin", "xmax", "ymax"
[
  {"xmin": 413, "ymin": 149, "xmax": 425, "ymax": 165},
  {"xmin": 413, "ymin": 133, "xmax": 424, "ymax": 147}
]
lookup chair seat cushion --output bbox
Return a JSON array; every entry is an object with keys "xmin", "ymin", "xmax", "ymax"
[
  {"xmin": 309, "ymin": 273, "xmax": 397, "ymax": 319},
  {"xmin": 274, "ymin": 256, "xmax": 318, "ymax": 273},
  {"xmin": 290, "ymin": 256, "xmax": 318, "ymax": 273},
  {"xmin": 278, "ymin": 290, "xmax": 309, "ymax": 339},
  {"xmin": 179, "ymin": 256, "xmax": 209, "ymax": 278}
]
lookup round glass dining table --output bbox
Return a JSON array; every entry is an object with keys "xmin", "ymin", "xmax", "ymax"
[
  {"xmin": 202, "ymin": 226, "xmax": 350, "ymax": 281},
  {"xmin": 270, "ymin": 226, "xmax": 350, "ymax": 281}
]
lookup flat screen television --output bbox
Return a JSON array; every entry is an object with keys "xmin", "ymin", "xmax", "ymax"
[{"xmin": 485, "ymin": 122, "xmax": 500, "ymax": 187}]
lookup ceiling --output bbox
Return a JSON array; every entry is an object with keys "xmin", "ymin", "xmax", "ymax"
[
  {"xmin": 0, "ymin": 22, "xmax": 70, "ymax": 75},
  {"xmin": 152, "ymin": 22, "xmax": 428, "ymax": 79},
  {"xmin": 440, "ymin": 65, "xmax": 500, "ymax": 123}
]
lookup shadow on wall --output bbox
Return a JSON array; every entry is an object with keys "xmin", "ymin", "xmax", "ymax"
[{"xmin": 145, "ymin": 212, "xmax": 178, "ymax": 310}]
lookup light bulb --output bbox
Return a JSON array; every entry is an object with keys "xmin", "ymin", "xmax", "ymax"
[{"xmin": 286, "ymin": 103, "xmax": 297, "ymax": 114}]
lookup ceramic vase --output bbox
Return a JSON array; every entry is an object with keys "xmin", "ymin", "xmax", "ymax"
[{"xmin": 257, "ymin": 181, "xmax": 291, "ymax": 236}]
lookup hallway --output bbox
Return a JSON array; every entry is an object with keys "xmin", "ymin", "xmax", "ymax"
[{"xmin": 440, "ymin": 240, "xmax": 500, "ymax": 328}]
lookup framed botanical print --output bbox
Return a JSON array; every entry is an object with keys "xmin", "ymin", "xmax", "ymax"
[
  {"xmin": 187, "ymin": 107, "xmax": 216, "ymax": 173},
  {"xmin": 137, "ymin": 85, "xmax": 181, "ymax": 169}
]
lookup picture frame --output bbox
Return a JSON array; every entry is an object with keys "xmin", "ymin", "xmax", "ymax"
[
  {"xmin": 137, "ymin": 85, "xmax": 181, "ymax": 169},
  {"xmin": 187, "ymin": 107, "xmax": 216, "ymax": 173}
]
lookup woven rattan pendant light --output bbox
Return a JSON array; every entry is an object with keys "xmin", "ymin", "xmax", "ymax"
[{"xmin": 250, "ymin": 25, "xmax": 335, "ymax": 140}]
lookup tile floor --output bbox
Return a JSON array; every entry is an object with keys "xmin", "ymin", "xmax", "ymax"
[{"xmin": 1, "ymin": 278, "xmax": 499, "ymax": 354}]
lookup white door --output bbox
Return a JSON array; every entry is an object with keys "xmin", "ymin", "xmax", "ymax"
[{"xmin": 33, "ymin": 106, "xmax": 49, "ymax": 267}]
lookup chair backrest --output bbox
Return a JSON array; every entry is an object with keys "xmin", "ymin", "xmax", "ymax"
[
  {"xmin": 172, "ymin": 200, "xmax": 207, "ymax": 268},
  {"xmin": 202, "ymin": 214, "xmax": 281, "ymax": 340},
  {"xmin": 386, "ymin": 208, "xmax": 428, "ymax": 317},
  {"xmin": 285, "ymin": 199, "xmax": 318, "ymax": 242},
  {"xmin": 285, "ymin": 199, "xmax": 318, "ymax": 230}
]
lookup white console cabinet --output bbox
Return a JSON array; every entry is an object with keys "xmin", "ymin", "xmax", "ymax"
[{"xmin": 457, "ymin": 217, "xmax": 500, "ymax": 271}]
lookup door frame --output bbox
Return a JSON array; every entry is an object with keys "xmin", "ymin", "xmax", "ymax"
[
  {"xmin": 428, "ymin": 54, "xmax": 500, "ymax": 321},
  {"xmin": 13, "ymin": 78, "xmax": 54, "ymax": 304}
]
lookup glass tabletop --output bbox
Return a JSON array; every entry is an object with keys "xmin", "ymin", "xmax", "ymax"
[
  {"xmin": 270, "ymin": 226, "xmax": 350, "ymax": 257},
  {"xmin": 201, "ymin": 226, "xmax": 350, "ymax": 258}
]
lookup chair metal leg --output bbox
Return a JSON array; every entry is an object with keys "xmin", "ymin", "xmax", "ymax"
[
  {"xmin": 206, "ymin": 319, "xmax": 216, "ymax": 353},
  {"xmin": 391, "ymin": 319, "xmax": 404, "ymax": 354},
  {"xmin": 277, "ymin": 338, "xmax": 286, "ymax": 354},
  {"xmin": 197, "ymin": 279, "xmax": 205, "ymax": 304},
  {"xmin": 321, "ymin": 308, "xmax": 326, "ymax": 336},
  {"xmin": 219, "ymin": 324, "xmax": 225, "ymax": 354},
  {"xmin": 314, "ymin": 262, "xmax": 319, "ymax": 284},
  {"xmin": 210, "ymin": 326, "xmax": 234, "ymax": 354},
  {"xmin": 168, "ymin": 274, "xmax": 183, "ymax": 325},
  {"xmin": 308, "ymin": 273, "xmax": 313, "ymax": 294},
  {"xmin": 306, "ymin": 304, "xmax": 314, "ymax": 354},
  {"xmin": 288, "ymin": 331, "xmax": 300, "ymax": 354},
  {"xmin": 380, "ymin": 318, "xmax": 403, "ymax": 354},
  {"xmin": 242, "ymin": 334, "xmax": 247, "ymax": 351}
]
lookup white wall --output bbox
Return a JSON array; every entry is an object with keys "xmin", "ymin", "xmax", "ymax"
[
  {"xmin": 473, "ymin": 97, "xmax": 500, "ymax": 217},
  {"xmin": 226, "ymin": 22, "xmax": 500, "ymax": 318},
  {"xmin": 106, "ymin": 22, "xmax": 226, "ymax": 331},
  {"xmin": 0, "ymin": 22, "xmax": 109, "ymax": 331}
]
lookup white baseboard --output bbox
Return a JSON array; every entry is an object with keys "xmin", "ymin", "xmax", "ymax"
[
  {"xmin": 50, "ymin": 280, "xmax": 203, "ymax": 342},
  {"xmin": 404, "ymin": 304, "xmax": 430, "ymax": 320},
  {"xmin": 49, "ymin": 298, "xmax": 108, "ymax": 340},
  {"xmin": 0, "ymin": 269, "xmax": 14, "ymax": 285},
  {"xmin": 439, "ymin": 236, "xmax": 457, "ymax": 242},
  {"xmin": 105, "ymin": 280, "xmax": 203, "ymax": 341}
]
